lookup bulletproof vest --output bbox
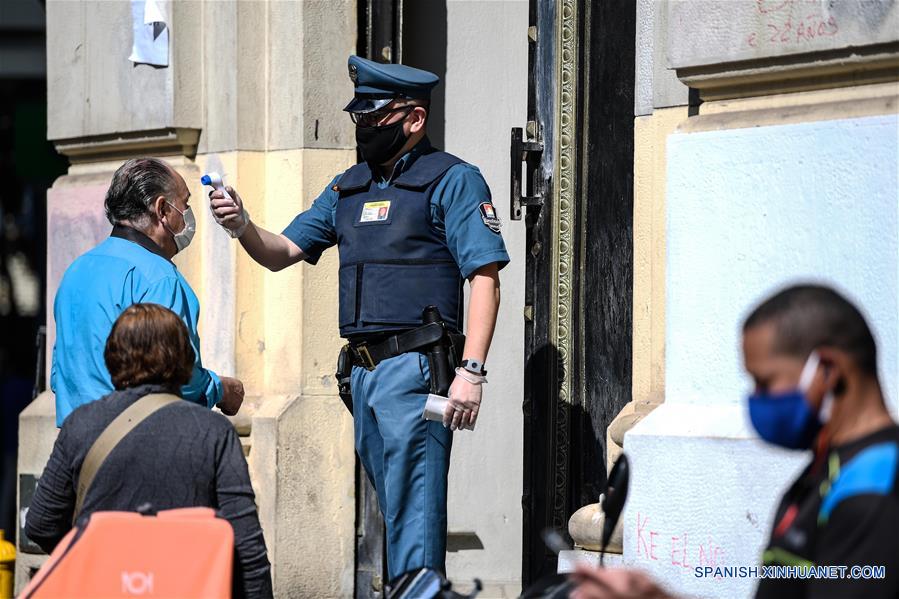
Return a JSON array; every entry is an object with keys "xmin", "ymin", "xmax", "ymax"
[{"xmin": 334, "ymin": 150, "xmax": 465, "ymax": 338}]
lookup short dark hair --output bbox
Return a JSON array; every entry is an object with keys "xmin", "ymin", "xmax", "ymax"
[
  {"xmin": 743, "ymin": 284, "xmax": 878, "ymax": 375},
  {"xmin": 104, "ymin": 303, "xmax": 195, "ymax": 390},
  {"xmin": 104, "ymin": 158, "xmax": 176, "ymax": 226}
]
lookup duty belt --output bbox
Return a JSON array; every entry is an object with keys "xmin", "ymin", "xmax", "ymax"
[{"xmin": 346, "ymin": 323, "xmax": 455, "ymax": 371}]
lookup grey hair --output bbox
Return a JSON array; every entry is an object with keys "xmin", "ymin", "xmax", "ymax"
[{"xmin": 104, "ymin": 158, "xmax": 176, "ymax": 227}]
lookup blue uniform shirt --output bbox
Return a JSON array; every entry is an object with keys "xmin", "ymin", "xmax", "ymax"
[
  {"xmin": 51, "ymin": 227, "xmax": 222, "ymax": 426},
  {"xmin": 282, "ymin": 139, "xmax": 510, "ymax": 279}
]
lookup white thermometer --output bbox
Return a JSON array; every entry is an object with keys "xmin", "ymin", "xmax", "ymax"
[{"xmin": 202, "ymin": 172, "xmax": 247, "ymax": 238}]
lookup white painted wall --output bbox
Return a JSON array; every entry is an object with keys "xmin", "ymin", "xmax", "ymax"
[
  {"xmin": 405, "ymin": 1, "xmax": 529, "ymax": 594},
  {"xmin": 665, "ymin": 114, "xmax": 898, "ymax": 411},
  {"xmin": 624, "ymin": 114, "xmax": 899, "ymax": 598}
]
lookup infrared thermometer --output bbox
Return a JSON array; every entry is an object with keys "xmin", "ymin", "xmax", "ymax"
[
  {"xmin": 202, "ymin": 172, "xmax": 247, "ymax": 238},
  {"xmin": 201, "ymin": 171, "xmax": 232, "ymax": 204}
]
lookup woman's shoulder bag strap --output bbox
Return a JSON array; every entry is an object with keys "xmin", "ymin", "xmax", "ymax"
[{"xmin": 72, "ymin": 393, "xmax": 181, "ymax": 522}]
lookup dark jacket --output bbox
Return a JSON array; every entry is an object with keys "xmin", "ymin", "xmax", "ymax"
[{"xmin": 25, "ymin": 384, "xmax": 273, "ymax": 598}]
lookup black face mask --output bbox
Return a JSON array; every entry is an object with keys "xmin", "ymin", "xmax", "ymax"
[{"xmin": 356, "ymin": 118, "xmax": 409, "ymax": 165}]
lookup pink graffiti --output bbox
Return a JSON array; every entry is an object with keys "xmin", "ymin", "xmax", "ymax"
[
  {"xmin": 635, "ymin": 513, "xmax": 726, "ymax": 579},
  {"xmin": 746, "ymin": 1, "xmax": 840, "ymax": 48}
]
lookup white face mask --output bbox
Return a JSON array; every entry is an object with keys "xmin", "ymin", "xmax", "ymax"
[{"xmin": 164, "ymin": 201, "xmax": 196, "ymax": 253}]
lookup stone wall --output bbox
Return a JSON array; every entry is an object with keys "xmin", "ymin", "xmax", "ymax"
[
  {"xmin": 625, "ymin": 108, "xmax": 898, "ymax": 598},
  {"xmin": 619, "ymin": 2, "xmax": 899, "ymax": 597},
  {"xmin": 420, "ymin": 1, "xmax": 529, "ymax": 595},
  {"xmin": 23, "ymin": 1, "xmax": 357, "ymax": 596}
]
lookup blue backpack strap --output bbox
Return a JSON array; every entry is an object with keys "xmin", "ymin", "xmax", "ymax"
[
  {"xmin": 335, "ymin": 162, "xmax": 373, "ymax": 193},
  {"xmin": 394, "ymin": 151, "xmax": 465, "ymax": 189},
  {"xmin": 818, "ymin": 441, "xmax": 899, "ymax": 525}
]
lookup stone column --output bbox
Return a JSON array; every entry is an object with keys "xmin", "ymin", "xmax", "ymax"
[
  {"xmin": 20, "ymin": 1, "xmax": 357, "ymax": 596},
  {"xmin": 620, "ymin": 2, "xmax": 899, "ymax": 597}
]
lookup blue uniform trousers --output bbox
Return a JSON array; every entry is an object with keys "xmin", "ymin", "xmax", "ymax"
[{"xmin": 351, "ymin": 352, "xmax": 453, "ymax": 581}]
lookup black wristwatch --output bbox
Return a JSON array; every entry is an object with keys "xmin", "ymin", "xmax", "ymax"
[{"xmin": 460, "ymin": 359, "xmax": 487, "ymax": 376}]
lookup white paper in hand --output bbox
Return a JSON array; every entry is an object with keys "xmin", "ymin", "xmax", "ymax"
[{"xmin": 422, "ymin": 394, "xmax": 475, "ymax": 431}]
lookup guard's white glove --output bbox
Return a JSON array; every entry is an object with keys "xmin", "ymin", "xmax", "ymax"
[
  {"xmin": 209, "ymin": 185, "xmax": 250, "ymax": 238},
  {"xmin": 443, "ymin": 373, "xmax": 484, "ymax": 431}
]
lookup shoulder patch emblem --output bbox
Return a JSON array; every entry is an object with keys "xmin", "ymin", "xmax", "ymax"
[{"xmin": 479, "ymin": 202, "xmax": 502, "ymax": 233}]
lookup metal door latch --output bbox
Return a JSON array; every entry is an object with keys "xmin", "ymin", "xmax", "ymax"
[{"xmin": 510, "ymin": 126, "xmax": 544, "ymax": 220}]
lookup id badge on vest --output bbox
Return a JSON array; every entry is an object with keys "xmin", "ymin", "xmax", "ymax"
[{"xmin": 356, "ymin": 200, "xmax": 393, "ymax": 227}]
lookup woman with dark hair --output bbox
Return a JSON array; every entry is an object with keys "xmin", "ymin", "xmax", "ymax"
[{"xmin": 25, "ymin": 304, "xmax": 272, "ymax": 598}]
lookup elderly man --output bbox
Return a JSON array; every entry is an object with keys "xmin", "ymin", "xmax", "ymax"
[
  {"xmin": 51, "ymin": 158, "xmax": 244, "ymax": 425},
  {"xmin": 571, "ymin": 284, "xmax": 899, "ymax": 599},
  {"xmin": 208, "ymin": 55, "xmax": 509, "ymax": 579}
]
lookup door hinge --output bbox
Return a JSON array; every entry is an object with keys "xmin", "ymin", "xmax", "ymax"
[{"xmin": 510, "ymin": 126, "xmax": 544, "ymax": 220}]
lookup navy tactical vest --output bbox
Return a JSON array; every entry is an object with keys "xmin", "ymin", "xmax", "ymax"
[{"xmin": 334, "ymin": 150, "xmax": 465, "ymax": 339}]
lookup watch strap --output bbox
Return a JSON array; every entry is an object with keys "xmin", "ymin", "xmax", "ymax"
[{"xmin": 461, "ymin": 359, "xmax": 486, "ymax": 376}]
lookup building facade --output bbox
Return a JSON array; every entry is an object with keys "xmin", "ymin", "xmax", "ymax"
[
  {"xmin": 15, "ymin": 1, "xmax": 899, "ymax": 597},
  {"xmin": 620, "ymin": 1, "xmax": 898, "ymax": 597}
]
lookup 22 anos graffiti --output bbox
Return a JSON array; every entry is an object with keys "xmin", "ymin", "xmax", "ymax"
[{"xmin": 747, "ymin": 14, "xmax": 839, "ymax": 48}]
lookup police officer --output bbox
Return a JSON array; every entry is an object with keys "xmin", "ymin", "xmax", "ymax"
[{"xmin": 208, "ymin": 56, "xmax": 509, "ymax": 580}]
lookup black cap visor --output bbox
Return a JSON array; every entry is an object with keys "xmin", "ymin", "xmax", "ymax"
[{"xmin": 343, "ymin": 96, "xmax": 396, "ymax": 114}]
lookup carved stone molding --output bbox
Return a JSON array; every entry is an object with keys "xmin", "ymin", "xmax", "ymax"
[
  {"xmin": 550, "ymin": 0, "xmax": 578, "ymax": 532},
  {"xmin": 54, "ymin": 128, "xmax": 201, "ymax": 163},
  {"xmin": 555, "ymin": 0, "xmax": 576, "ymax": 408},
  {"xmin": 680, "ymin": 44, "xmax": 899, "ymax": 100}
]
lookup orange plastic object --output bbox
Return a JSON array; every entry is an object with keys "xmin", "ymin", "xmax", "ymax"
[
  {"xmin": 0, "ymin": 529, "xmax": 14, "ymax": 598},
  {"xmin": 21, "ymin": 507, "xmax": 233, "ymax": 598}
]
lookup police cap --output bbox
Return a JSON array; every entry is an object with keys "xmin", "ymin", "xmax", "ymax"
[{"xmin": 343, "ymin": 55, "xmax": 439, "ymax": 114}]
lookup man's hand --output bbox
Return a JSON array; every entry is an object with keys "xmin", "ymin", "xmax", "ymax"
[
  {"xmin": 217, "ymin": 376, "xmax": 245, "ymax": 416},
  {"xmin": 569, "ymin": 564, "xmax": 675, "ymax": 599},
  {"xmin": 209, "ymin": 186, "xmax": 250, "ymax": 236},
  {"xmin": 443, "ymin": 375, "xmax": 482, "ymax": 431}
]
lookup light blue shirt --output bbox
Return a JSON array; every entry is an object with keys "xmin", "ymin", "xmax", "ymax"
[{"xmin": 50, "ymin": 230, "xmax": 222, "ymax": 426}]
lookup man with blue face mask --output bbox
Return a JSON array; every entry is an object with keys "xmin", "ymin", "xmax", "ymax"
[
  {"xmin": 51, "ymin": 158, "xmax": 245, "ymax": 425},
  {"xmin": 743, "ymin": 284, "xmax": 898, "ymax": 598},
  {"xmin": 570, "ymin": 284, "xmax": 898, "ymax": 599}
]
